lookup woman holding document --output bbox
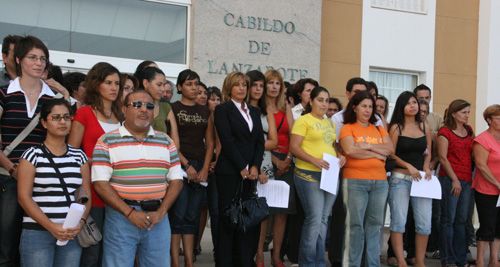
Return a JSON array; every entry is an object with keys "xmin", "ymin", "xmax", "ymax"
[
  {"xmin": 339, "ymin": 91, "xmax": 393, "ymax": 267},
  {"xmin": 17, "ymin": 98, "xmax": 91, "ymax": 267},
  {"xmin": 387, "ymin": 91, "xmax": 432, "ymax": 267},
  {"xmin": 290, "ymin": 86, "xmax": 345, "ymax": 266}
]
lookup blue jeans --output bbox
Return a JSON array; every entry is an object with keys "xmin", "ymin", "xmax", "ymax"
[
  {"xmin": 388, "ymin": 173, "xmax": 432, "ymax": 235},
  {"xmin": 80, "ymin": 207, "xmax": 104, "ymax": 267},
  {"xmin": 439, "ymin": 177, "xmax": 471, "ymax": 266},
  {"xmin": 294, "ymin": 168, "xmax": 337, "ymax": 267},
  {"xmin": 342, "ymin": 179, "xmax": 388, "ymax": 267},
  {"xmin": 20, "ymin": 229, "xmax": 81, "ymax": 267},
  {"xmin": 102, "ymin": 206, "xmax": 171, "ymax": 267}
]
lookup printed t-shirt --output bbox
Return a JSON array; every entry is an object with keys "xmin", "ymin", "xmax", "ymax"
[
  {"xmin": 291, "ymin": 113, "xmax": 336, "ymax": 171},
  {"xmin": 340, "ymin": 122, "xmax": 388, "ymax": 180}
]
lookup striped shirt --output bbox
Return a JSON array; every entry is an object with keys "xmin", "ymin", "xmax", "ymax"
[
  {"xmin": 91, "ymin": 126, "xmax": 182, "ymax": 201},
  {"xmin": 0, "ymin": 78, "xmax": 55, "ymax": 163},
  {"xmin": 21, "ymin": 145, "xmax": 88, "ymax": 230}
]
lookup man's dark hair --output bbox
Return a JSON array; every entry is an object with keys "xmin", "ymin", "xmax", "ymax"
[
  {"xmin": 413, "ymin": 84, "xmax": 431, "ymax": 94},
  {"xmin": 63, "ymin": 72, "xmax": 86, "ymax": 97},
  {"xmin": 2, "ymin": 35, "xmax": 21, "ymax": 55},
  {"xmin": 346, "ymin": 77, "xmax": 367, "ymax": 92}
]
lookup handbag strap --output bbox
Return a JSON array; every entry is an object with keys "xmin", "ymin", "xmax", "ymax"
[
  {"xmin": 2, "ymin": 113, "xmax": 41, "ymax": 157},
  {"xmin": 43, "ymin": 144, "xmax": 73, "ymax": 206}
]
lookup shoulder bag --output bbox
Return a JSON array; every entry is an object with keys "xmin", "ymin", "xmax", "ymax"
[{"xmin": 44, "ymin": 146, "xmax": 102, "ymax": 247}]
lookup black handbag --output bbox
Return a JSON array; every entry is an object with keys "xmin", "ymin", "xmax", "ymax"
[{"xmin": 224, "ymin": 179, "xmax": 269, "ymax": 233}]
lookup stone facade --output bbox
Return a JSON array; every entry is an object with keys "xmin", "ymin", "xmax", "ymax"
[{"xmin": 192, "ymin": 0, "xmax": 322, "ymax": 87}]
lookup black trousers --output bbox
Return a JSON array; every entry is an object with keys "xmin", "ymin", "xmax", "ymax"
[{"xmin": 0, "ymin": 174, "xmax": 22, "ymax": 267}]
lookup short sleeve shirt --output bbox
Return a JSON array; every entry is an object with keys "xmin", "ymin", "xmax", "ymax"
[
  {"xmin": 472, "ymin": 131, "xmax": 500, "ymax": 195},
  {"xmin": 437, "ymin": 126, "xmax": 474, "ymax": 182},
  {"xmin": 340, "ymin": 122, "xmax": 388, "ymax": 180},
  {"xmin": 291, "ymin": 113, "xmax": 336, "ymax": 171}
]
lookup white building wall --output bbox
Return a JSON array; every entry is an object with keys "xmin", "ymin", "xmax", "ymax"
[
  {"xmin": 360, "ymin": 0, "xmax": 437, "ymax": 105},
  {"xmin": 476, "ymin": 0, "xmax": 500, "ymax": 132}
]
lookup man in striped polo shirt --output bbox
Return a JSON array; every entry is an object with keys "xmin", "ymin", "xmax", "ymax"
[{"xmin": 92, "ymin": 90, "xmax": 183, "ymax": 267}]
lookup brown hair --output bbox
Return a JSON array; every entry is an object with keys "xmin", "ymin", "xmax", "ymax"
[
  {"xmin": 83, "ymin": 62, "xmax": 124, "ymax": 121},
  {"xmin": 483, "ymin": 104, "xmax": 500, "ymax": 126},
  {"xmin": 221, "ymin": 72, "xmax": 249, "ymax": 102},
  {"xmin": 14, "ymin": 35, "xmax": 49, "ymax": 76},
  {"xmin": 443, "ymin": 99, "xmax": 470, "ymax": 130}
]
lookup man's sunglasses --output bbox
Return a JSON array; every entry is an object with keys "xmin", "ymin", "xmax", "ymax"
[{"xmin": 126, "ymin": 101, "xmax": 155, "ymax": 110}]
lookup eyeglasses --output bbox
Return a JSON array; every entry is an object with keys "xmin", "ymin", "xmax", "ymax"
[
  {"xmin": 126, "ymin": 101, "xmax": 155, "ymax": 110},
  {"xmin": 25, "ymin": 55, "xmax": 47, "ymax": 64},
  {"xmin": 50, "ymin": 114, "xmax": 72, "ymax": 122}
]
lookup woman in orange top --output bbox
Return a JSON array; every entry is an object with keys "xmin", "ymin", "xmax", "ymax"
[{"xmin": 339, "ymin": 91, "xmax": 394, "ymax": 267}]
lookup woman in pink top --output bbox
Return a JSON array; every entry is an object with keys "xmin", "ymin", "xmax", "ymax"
[
  {"xmin": 472, "ymin": 104, "xmax": 500, "ymax": 267},
  {"xmin": 68, "ymin": 62, "xmax": 123, "ymax": 267}
]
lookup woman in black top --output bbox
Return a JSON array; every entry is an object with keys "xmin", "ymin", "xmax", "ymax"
[
  {"xmin": 387, "ymin": 91, "xmax": 433, "ymax": 267},
  {"xmin": 214, "ymin": 71, "xmax": 265, "ymax": 267}
]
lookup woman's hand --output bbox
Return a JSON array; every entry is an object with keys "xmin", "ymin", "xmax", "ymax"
[
  {"xmin": 240, "ymin": 168, "xmax": 250, "ymax": 179},
  {"xmin": 407, "ymin": 165, "xmax": 422, "ymax": 181},
  {"xmin": 186, "ymin": 165, "xmax": 198, "ymax": 181},
  {"xmin": 209, "ymin": 161, "xmax": 216, "ymax": 173},
  {"xmin": 48, "ymin": 223, "xmax": 77, "ymax": 241},
  {"xmin": 248, "ymin": 166, "xmax": 259, "ymax": 180},
  {"xmin": 197, "ymin": 167, "xmax": 209, "ymax": 183},
  {"xmin": 274, "ymin": 158, "xmax": 290, "ymax": 177},
  {"xmin": 338, "ymin": 155, "xmax": 346, "ymax": 168},
  {"xmin": 258, "ymin": 172, "xmax": 268, "ymax": 184},
  {"xmin": 312, "ymin": 158, "xmax": 329, "ymax": 170},
  {"xmin": 451, "ymin": 179, "xmax": 462, "ymax": 197},
  {"xmin": 424, "ymin": 168, "xmax": 432, "ymax": 180}
]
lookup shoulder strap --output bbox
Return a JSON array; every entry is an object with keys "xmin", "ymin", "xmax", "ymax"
[
  {"xmin": 276, "ymin": 113, "xmax": 285, "ymax": 132},
  {"xmin": 43, "ymin": 145, "xmax": 72, "ymax": 206},
  {"xmin": 3, "ymin": 113, "xmax": 41, "ymax": 156},
  {"xmin": 1, "ymin": 93, "xmax": 64, "ymax": 157}
]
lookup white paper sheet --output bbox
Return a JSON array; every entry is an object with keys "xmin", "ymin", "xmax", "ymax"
[
  {"xmin": 320, "ymin": 153, "xmax": 340, "ymax": 195},
  {"xmin": 257, "ymin": 180, "xmax": 290, "ymax": 208},
  {"xmin": 410, "ymin": 171, "xmax": 442, "ymax": 200},
  {"xmin": 57, "ymin": 203, "xmax": 86, "ymax": 246},
  {"xmin": 497, "ymin": 196, "xmax": 500, "ymax": 207},
  {"xmin": 182, "ymin": 170, "xmax": 208, "ymax": 187}
]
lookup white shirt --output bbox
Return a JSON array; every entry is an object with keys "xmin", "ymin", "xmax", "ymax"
[
  {"xmin": 291, "ymin": 103, "xmax": 305, "ymax": 120},
  {"xmin": 232, "ymin": 99, "xmax": 253, "ymax": 131},
  {"xmin": 331, "ymin": 109, "xmax": 384, "ymax": 142},
  {"xmin": 7, "ymin": 77, "xmax": 55, "ymax": 118}
]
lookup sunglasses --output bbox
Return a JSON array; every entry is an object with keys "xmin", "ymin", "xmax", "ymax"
[{"xmin": 126, "ymin": 101, "xmax": 155, "ymax": 110}]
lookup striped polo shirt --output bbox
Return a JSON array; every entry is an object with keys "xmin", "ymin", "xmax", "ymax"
[
  {"xmin": 91, "ymin": 126, "xmax": 182, "ymax": 201},
  {"xmin": 21, "ymin": 145, "xmax": 88, "ymax": 230},
  {"xmin": 0, "ymin": 78, "xmax": 55, "ymax": 163}
]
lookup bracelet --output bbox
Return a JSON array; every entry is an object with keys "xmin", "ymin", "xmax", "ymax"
[
  {"xmin": 8, "ymin": 163, "xmax": 18, "ymax": 176},
  {"xmin": 80, "ymin": 218, "xmax": 87, "ymax": 224},
  {"xmin": 126, "ymin": 207, "xmax": 134, "ymax": 218},
  {"xmin": 286, "ymin": 155, "xmax": 293, "ymax": 160}
]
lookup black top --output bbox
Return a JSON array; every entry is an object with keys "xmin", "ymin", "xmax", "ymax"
[
  {"xmin": 171, "ymin": 101, "xmax": 210, "ymax": 160},
  {"xmin": 395, "ymin": 135, "xmax": 427, "ymax": 170}
]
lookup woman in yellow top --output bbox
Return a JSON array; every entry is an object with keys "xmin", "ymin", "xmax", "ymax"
[
  {"xmin": 339, "ymin": 90, "xmax": 394, "ymax": 267},
  {"xmin": 290, "ymin": 86, "xmax": 345, "ymax": 266}
]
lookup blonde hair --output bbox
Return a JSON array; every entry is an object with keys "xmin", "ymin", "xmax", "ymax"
[
  {"xmin": 483, "ymin": 104, "xmax": 500, "ymax": 125},
  {"xmin": 221, "ymin": 72, "xmax": 249, "ymax": 102},
  {"xmin": 264, "ymin": 69, "xmax": 286, "ymax": 111}
]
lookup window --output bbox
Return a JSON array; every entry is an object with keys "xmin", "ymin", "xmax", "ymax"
[
  {"xmin": 371, "ymin": 0, "xmax": 427, "ymax": 14},
  {"xmin": 369, "ymin": 69, "xmax": 419, "ymax": 120},
  {"xmin": 0, "ymin": 0, "xmax": 188, "ymax": 64}
]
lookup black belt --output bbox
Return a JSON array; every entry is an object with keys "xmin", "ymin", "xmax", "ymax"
[{"xmin": 123, "ymin": 199, "xmax": 162, "ymax": 212}]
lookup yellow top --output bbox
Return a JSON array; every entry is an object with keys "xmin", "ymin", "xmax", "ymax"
[{"xmin": 291, "ymin": 113, "xmax": 336, "ymax": 171}]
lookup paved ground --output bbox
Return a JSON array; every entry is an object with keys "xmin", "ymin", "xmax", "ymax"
[{"xmin": 178, "ymin": 226, "xmax": 477, "ymax": 266}]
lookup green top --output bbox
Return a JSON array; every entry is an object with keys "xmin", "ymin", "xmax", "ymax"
[{"xmin": 152, "ymin": 102, "xmax": 171, "ymax": 133}]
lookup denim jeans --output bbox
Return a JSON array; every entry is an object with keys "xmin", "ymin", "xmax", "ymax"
[
  {"xmin": 294, "ymin": 168, "xmax": 337, "ymax": 267},
  {"xmin": 342, "ymin": 178, "xmax": 388, "ymax": 267},
  {"xmin": 102, "ymin": 206, "xmax": 171, "ymax": 267},
  {"xmin": 20, "ymin": 229, "xmax": 81, "ymax": 267},
  {"xmin": 439, "ymin": 177, "xmax": 471, "ymax": 266},
  {"xmin": 169, "ymin": 159, "xmax": 205, "ymax": 234},
  {"xmin": 388, "ymin": 173, "xmax": 432, "ymax": 235}
]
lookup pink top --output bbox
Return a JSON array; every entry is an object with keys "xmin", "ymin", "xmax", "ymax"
[{"xmin": 472, "ymin": 131, "xmax": 500, "ymax": 195}]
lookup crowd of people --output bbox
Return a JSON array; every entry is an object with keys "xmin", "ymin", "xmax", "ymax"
[{"xmin": 0, "ymin": 34, "xmax": 499, "ymax": 267}]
